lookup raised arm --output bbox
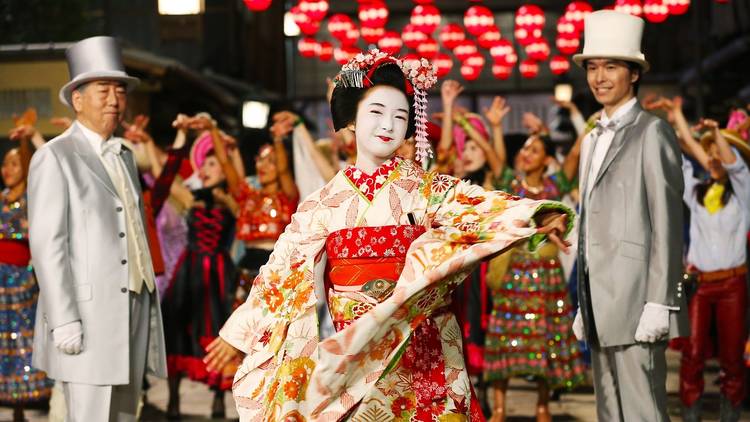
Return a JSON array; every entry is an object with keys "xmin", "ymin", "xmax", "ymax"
[
  {"xmin": 483, "ymin": 96, "xmax": 511, "ymax": 173},
  {"xmin": 437, "ymin": 80, "xmax": 463, "ymax": 163},
  {"xmin": 269, "ymin": 117, "xmax": 300, "ymax": 201},
  {"xmin": 454, "ymin": 112, "xmax": 503, "ymax": 177},
  {"xmin": 562, "ymin": 131, "xmax": 585, "ymax": 182},
  {"xmin": 275, "ymin": 111, "xmax": 337, "ymax": 182}
]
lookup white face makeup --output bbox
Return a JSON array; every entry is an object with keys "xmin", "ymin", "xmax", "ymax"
[{"xmin": 353, "ymin": 85, "xmax": 409, "ymax": 170}]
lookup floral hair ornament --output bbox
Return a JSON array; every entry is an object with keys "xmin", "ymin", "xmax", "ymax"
[{"xmin": 334, "ymin": 49, "xmax": 438, "ymax": 163}]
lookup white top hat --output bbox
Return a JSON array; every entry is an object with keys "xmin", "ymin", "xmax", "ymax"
[
  {"xmin": 572, "ymin": 10, "xmax": 650, "ymax": 72},
  {"xmin": 59, "ymin": 36, "xmax": 139, "ymax": 107}
]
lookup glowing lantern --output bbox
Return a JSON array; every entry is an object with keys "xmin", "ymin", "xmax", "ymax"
[
  {"xmin": 243, "ymin": 0, "xmax": 272, "ymax": 12},
  {"xmin": 292, "ymin": 6, "xmax": 321, "ymax": 35},
  {"xmin": 477, "ymin": 26, "xmax": 502, "ymax": 49},
  {"xmin": 516, "ymin": 5, "xmax": 545, "ymax": 34},
  {"xmin": 525, "ymin": 38, "xmax": 550, "ymax": 62},
  {"xmin": 299, "ymin": 0, "xmax": 329, "ymax": 21},
  {"xmin": 556, "ymin": 36, "xmax": 580, "ymax": 55},
  {"xmin": 316, "ymin": 41, "xmax": 333, "ymax": 61},
  {"xmin": 439, "ymin": 23, "xmax": 466, "ymax": 50},
  {"xmin": 665, "ymin": 0, "xmax": 690, "ymax": 15},
  {"xmin": 460, "ymin": 62, "xmax": 482, "ymax": 81},
  {"xmin": 464, "ymin": 52, "xmax": 485, "ymax": 69},
  {"xmin": 328, "ymin": 14, "xmax": 354, "ymax": 40},
  {"xmin": 358, "ymin": 2, "xmax": 388, "ymax": 28},
  {"xmin": 410, "ymin": 4, "xmax": 441, "ymax": 34},
  {"xmin": 361, "ymin": 26, "xmax": 385, "ymax": 44},
  {"xmin": 492, "ymin": 63, "xmax": 513, "ymax": 80},
  {"xmin": 402, "ymin": 23, "xmax": 428, "ymax": 49},
  {"xmin": 378, "ymin": 31, "xmax": 403, "ymax": 55},
  {"xmin": 489, "ymin": 39, "xmax": 514, "ymax": 63},
  {"xmin": 520, "ymin": 59, "xmax": 539, "ymax": 78},
  {"xmin": 615, "ymin": 0, "xmax": 643, "ymax": 17},
  {"xmin": 298, "ymin": 37, "xmax": 318, "ymax": 58},
  {"xmin": 334, "ymin": 45, "xmax": 360, "ymax": 65},
  {"xmin": 416, "ymin": 37, "xmax": 439, "ymax": 59},
  {"xmin": 557, "ymin": 16, "xmax": 577, "ymax": 38},
  {"xmin": 464, "ymin": 5, "xmax": 495, "ymax": 36},
  {"xmin": 514, "ymin": 27, "xmax": 543, "ymax": 46},
  {"xmin": 340, "ymin": 27, "xmax": 360, "ymax": 47},
  {"xmin": 434, "ymin": 52, "xmax": 453, "ymax": 77},
  {"xmin": 550, "ymin": 55, "xmax": 570, "ymax": 75},
  {"xmin": 564, "ymin": 1, "xmax": 593, "ymax": 33},
  {"xmin": 452, "ymin": 39, "xmax": 478, "ymax": 62},
  {"xmin": 643, "ymin": 0, "xmax": 669, "ymax": 22}
]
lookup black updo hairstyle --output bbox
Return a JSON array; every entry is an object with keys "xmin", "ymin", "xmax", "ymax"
[{"xmin": 330, "ymin": 62, "xmax": 417, "ymax": 139}]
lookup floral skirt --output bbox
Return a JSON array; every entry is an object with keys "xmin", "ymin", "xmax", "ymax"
[
  {"xmin": 483, "ymin": 248, "xmax": 585, "ymax": 389},
  {"xmin": 0, "ymin": 263, "xmax": 53, "ymax": 403}
]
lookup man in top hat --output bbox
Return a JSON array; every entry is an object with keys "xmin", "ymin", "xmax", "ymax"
[
  {"xmin": 570, "ymin": 10, "xmax": 688, "ymax": 421},
  {"xmin": 27, "ymin": 36, "xmax": 167, "ymax": 421}
]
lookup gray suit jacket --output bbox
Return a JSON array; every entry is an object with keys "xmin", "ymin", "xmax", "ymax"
[
  {"xmin": 577, "ymin": 103, "xmax": 689, "ymax": 347},
  {"xmin": 28, "ymin": 123, "xmax": 167, "ymax": 384}
]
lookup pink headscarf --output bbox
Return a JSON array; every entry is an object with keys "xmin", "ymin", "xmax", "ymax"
[
  {"xmin": 727, "ymin": 109, "xmax": 749, "ymax": 141},
  {"xmin": 453, "ymin": 113, "xmax": 490, "ymax": 159}
]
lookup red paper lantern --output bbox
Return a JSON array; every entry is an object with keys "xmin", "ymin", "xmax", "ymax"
[
  {"xmin": 464, "ymin": 52, "xmax": 485, "ymax": 69},
  {"xmin": 378, "ymin": 31, "xmax": 403, "ymax": 55},
  {"xmin": 434, "ymin": 52, "xmax": 453, "ymax": 77},
  {"xmin": 341, "ymin": 27, "xmax": 360, "ymax": 47},
  {"xmin": 515, "ymin": 5, "xmax": 545, "ymax": 29},
  {"xmin": 492, "ymin": 63, "xmax": 513, "ymax": 80},
  {"xmin": 316, "ymin": 41, "xmax": 333, "ymax": 61},
  {"xmin": 402, "ymin": 23, "xmax": 428, "ymax": 49},
  {"xmin": 334, "ymin": 45, "xmax": 360, "ymax": 65},
  {"xmin": 328, "ymin": 14, "xmax": 354, "ymax": 40},
  {"xmin": 477, "ymin": 26, "xmax": 502, "ymax": 49},
  {"xmin": 452, "ymin": 39, "xmax": 478, "ymax": 62},
  {"xmin": 358, "ymin": 2, "xmax": 388, "ymax": 28},
  {"xmin": 299, "ymin": 0, "xmax": 329, "ymax": 21},
  {"xmin": 520, "ymin": 59, "xmax": 539, "ymax": 78},
  {"xmin": 556, "ymin": 36, "xmax": 581, "ymax": 55},
  {"xmin": 412, "ymin": 0, "xmax": 435, "ymax": 4},
  {"xmin": 243, "ymin": 0, "xmax": 272, "ymax": 12},
  {"xmin": 410, "ymin": 4, "xmax": 441, "ymax": 34},
  {"xmin": 460, "ymin": 63, "xmax": 482, "ymax": 81},
  {"xmin": 416, "ymin": 37, "xmax": 439, "ymax": 58},
  {"xmin": 643, "ymin": 0, "xmax": 669, "ymax": 22},
  {"xmin": 550, "ymin": 55, "xmax": 570, "ymax": 75},
  {"xmin": 464, "ymin": 5, "xmax": 495, "ymax": 36},
  {"xmin": 292, "ymin": 6, "xmax": 321, "ymax": 35},
  {"xmin": 525, "ymin": 38, "xmax": 550, "ymax": 62},
  {"xmin": 557, "ymin": 16, "xmax": 577, "ymax": 38},
  {"xmin": 615, "ymin": 0, "xmax": 643, "ymax": 17},
  {"xmin": 665, "ymin": 0, "xmax": 690, "ymax": 15},
  {"xmin": 514, "ymin": 27, "xmax": 543, "ymax": 46},
  {"xmin": 439, "ymin": 23, "xmax": 466, "ymax": 50},
  {"xmin": 298, "ymin": 37, "xmax": 318, "ymax": 58},
  {"xmin": 489, "ymin": 39, "xmax": 514, "ymax": 63},
  {"xmin": 361, "ymin": 26, "xmax": 385, "ymax": 44},
  {"xmin": 505, "ymin": 50, "xmax": 518, "ymax": 66},
  {"xmin": 564, "ymin": 1, "xmax": 593, "ymax": 33}
]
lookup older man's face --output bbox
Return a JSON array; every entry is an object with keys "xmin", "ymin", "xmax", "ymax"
[{"xmin": 72, "ymin": 80, "xmax": 127, "ymax": 138}]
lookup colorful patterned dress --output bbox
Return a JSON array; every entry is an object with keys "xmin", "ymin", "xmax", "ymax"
[
  {"xmin": 163, "ymin": 204, "xmax": 237, "ymax": 390},
  {"xmin": 0, "ymin": 192, "xmax": 53, "ymax": 403},
  {"xmin": 483, "ymin": 168, "xmax": 585, "ymax": 389},
  {"xmin": 219, "ymin": 157, "xmax": 574, "ymax": 421}
]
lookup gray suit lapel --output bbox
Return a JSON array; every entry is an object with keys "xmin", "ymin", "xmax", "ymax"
[
  {"xmin": 71, "ymin": 124, "xmax": 119, "ymax": 198},
  {"xmin": 592, "ymin": 103, "xmax": 643, "ymax": 189},
  {"xmin": 120, "ymin": 146, "xmax": 143, "ymax": 201}
]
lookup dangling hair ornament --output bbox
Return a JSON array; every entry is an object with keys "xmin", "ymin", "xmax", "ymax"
[{"xmin": 334, "ymin": 49, "xmax": 438, "ymax": 163}]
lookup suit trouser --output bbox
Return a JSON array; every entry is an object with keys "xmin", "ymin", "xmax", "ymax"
[
  {"xmin": 63, "ymin": 290, "xmax": 150, "ymax": 422},
  {"xmin": 680, "ymin": 275, "xmax": 747, "ymax": 407},
  {"xmin": 591, "ymin": 341, "xmax": 669, "ymax": 422}
]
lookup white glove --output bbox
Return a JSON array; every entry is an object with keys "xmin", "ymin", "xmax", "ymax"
[
  {"xmin": 572, "ymin": 309, "xmax": 585, "ymax": 341},
  {"xmin": 52, "ymin": 321, "xmax": 83, "ymax": 355},
  {"xmin": 634, "ymin": 303, "xmax": 670, "ymax": 343}
]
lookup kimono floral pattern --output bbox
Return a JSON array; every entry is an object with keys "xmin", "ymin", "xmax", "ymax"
[{"xmin": 220, "ymin": 157, "xmax": 573, "ymax": 421}]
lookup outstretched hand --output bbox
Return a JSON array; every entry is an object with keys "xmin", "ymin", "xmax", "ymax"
[
  {"xmin": 535, "ymin": 212, "xmax": 571, "ymax": 254},
  {"xmin": 204, "ymin": 336, "xmax": 243, "ymax": 373},
  {"xmin": 483, "ymin": 96, "xmax": 511, "ymax": 127}
]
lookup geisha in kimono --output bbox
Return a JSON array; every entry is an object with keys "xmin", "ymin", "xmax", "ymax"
[{"xmin": 204, "ymin": 50, "xmax": 574, "ymax": 421}]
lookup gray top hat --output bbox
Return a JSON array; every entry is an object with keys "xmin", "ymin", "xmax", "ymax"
[{"xmin": 59, "ymin": 36, "xmax": 139, "ymax": 107}]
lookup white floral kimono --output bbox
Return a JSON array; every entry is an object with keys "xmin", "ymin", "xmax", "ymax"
[{"xmin": 220, "ymin": 157, "xmax": 571, "ymax": 421}]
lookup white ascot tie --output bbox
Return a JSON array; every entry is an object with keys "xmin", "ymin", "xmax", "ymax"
[{"xmin": 101, "ymin": 140, "xmax": 155, "ymax": 294}]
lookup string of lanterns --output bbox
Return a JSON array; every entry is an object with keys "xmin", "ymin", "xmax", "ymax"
[{"xmin": 244, "ymin": 0, "xmax": 699, "ymax": 82}]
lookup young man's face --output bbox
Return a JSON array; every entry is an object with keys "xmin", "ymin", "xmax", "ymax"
[{"xmin": 585, "ymin": 59, "xmax": 639, "ymax": 111}]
